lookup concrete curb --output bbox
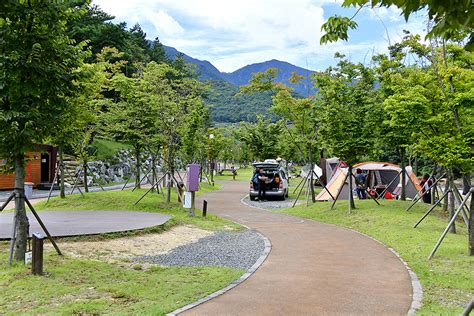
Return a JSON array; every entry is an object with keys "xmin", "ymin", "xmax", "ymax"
[
  {"xmin": 166, "ymin": 229, "xmax": 272, "ymax": 316},
  {"xmin": 240, "ymin": 195, "xmax": 423, "ymax": 315}
]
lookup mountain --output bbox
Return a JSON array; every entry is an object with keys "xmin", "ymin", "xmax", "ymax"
[
  {"xmin": 163, "ymin": 45, "xmax": 315, "ymax": 97},
  {"xmin": 163, "ymin": 45, "xmax": 226, "ymax": 81},
  {"xmin": 162, "ymin": 45, "xmax": 315, "ymax": 122},
  {"xmin": 222, "ymin": 59, "xmax": 316, "ymax": 97}
]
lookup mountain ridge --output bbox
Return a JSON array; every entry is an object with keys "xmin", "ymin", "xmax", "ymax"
[{"xmin": 163, "ymin": 45, "xmax": 316, "ymax": 96}]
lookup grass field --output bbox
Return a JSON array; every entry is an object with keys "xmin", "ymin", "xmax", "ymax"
[
  {"xmin": 0, "ymin": 182, "xmax": 243, "ymax": 315},
  {"xmin": 214, "ymin": 166, "xmax": 253, "ymax": 182},
  {"xmin": 0, "ymin": 250, "xmax": 243, "ymax": 315},
  {"xmin": 277, "ymin": 199, "xmax": 473, "ymax": 314}
]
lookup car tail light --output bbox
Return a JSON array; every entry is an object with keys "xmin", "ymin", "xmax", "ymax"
[{"xmin": 250, "ymin": 182, "xmax": 253, "ymax": 189}]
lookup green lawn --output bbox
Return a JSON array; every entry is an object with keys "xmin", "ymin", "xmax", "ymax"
[
  {"xmin": 0, "ymin": 182, "xmax": 244, "ymax": 315},
  {"xmin": 0, "ymin": 249, "xmax": 243, "ymax": 315},
  {"xmin": 214, "ymin": 166, "xmax": 253, "ymax": 182},
  {"xmin": 34, "ymin": 182, "xmax": 240, "ymax": 232},
  {"xmin": 277, "ymin": 199, "xmax": 473, "ymax": 314}
]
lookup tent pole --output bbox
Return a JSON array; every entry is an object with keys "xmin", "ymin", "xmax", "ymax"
[
  {"xmin": 312, "ymin": 170, "xmax": 335, "ymax": 200},
  {"xmin": 292, "ymin": 176, "xmax": 305, "ymax": 194},
  {"xmin": 376, "ymin": 170, "xmax": 402, "ymax": 200},
  {"xmin": 292, "ymin": 173, "xmax": 309, "ymax": 208},
  {"xmin": 350, "ymin": 174, "xmax": 380, "ymax": 206}
]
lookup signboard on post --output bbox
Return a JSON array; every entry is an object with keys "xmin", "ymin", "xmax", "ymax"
[
  {"xmin": 186, "ymin": 164, "xmax": 200, "ymax": 216},
  {"xmin": 183, "ymin": 191, "xmax": 192, "ymax": 208},
  {"xmin": 187, "ymin": 164, "xmax": 200, "ymax": 192}
]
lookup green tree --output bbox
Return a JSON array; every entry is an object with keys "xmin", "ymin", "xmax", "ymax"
[
  {"xmin": 372, "ymin": 50, "xmax": 429, "ymax": 200},
  {"xmin": 236, "ymin": 116, "xmax": 282, "ymax": 161},
  {"xmin": 315, "ymin": 55, "xmax": 378, "ymax": 211},
  {"xmin": 0, "ymin": 0, "xmax": 87, "ymax": 261},
  {"xmin": 320, "ymin": 0, "xmax": 473, "ymax": 44}
]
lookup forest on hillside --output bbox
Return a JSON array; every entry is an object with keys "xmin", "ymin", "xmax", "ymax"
[{"xmin": 204, "ymin": 80, "xmax": 278, "ymax": 123}]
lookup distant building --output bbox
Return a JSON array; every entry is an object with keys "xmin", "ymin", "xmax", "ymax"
[{"xmin": 0, "ymin": 145, "xmax": 57, "ymax": 190}]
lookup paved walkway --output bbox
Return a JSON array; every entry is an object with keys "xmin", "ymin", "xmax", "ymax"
[
  {"xmin": 0, "ymin": 211, "xmax": 171, "ymax": 239},
  {"xmin": 183, "ymin": 181, "xmax": 413, "ymax": 315}
]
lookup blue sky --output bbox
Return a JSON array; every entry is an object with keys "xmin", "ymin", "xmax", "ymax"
[{"xmin": 92, "ymin": 0, "xmax": 427, "ymax": 72}]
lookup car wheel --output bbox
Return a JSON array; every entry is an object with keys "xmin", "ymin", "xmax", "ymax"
[
  {"xmin": 285, "ymin": 189, "xmax": 289, "ymax": 198},
  {"xmin": 250, "ymin": 195, "xmax": 256, "ymax": 201}
]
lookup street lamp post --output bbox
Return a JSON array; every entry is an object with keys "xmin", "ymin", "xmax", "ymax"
[{"xmin": 208, "ymin": 134, "xmax": 214, "ymax": 186}]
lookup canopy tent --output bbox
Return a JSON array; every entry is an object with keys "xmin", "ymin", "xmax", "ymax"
[{"xmin": 316, "ymin": 161, "xmax": 422, "ymax": 201}]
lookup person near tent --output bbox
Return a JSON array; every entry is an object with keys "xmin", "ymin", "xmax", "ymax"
[
  {"xmin": 355, "ymin": 168, "xmax": 367, "ymax": 199},
  {"xmin": 257, "ymin": 168, "xmax": 268, "ymax": 201},
  {"xmin": 420, "ymin": 174, "xmax": 433, "ymax": 203}
]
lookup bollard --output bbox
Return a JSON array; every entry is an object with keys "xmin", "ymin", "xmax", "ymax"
[
  {"xmin": 32, "ymin": 232, "xmax": 44, "ymax": 275},
  {"xmin": 203, "ymin": 200, "xmax": 207, "ymax": 217}
]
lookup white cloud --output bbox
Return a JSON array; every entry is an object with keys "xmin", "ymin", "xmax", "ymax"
[{"xmin": 92, "ymin": 0, "xmax": 427, "ymax": 72}]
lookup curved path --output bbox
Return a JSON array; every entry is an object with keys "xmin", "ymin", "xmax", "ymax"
[
  {"xmin": 183, "ymin": 181, "xmax": 413, "ymax": 315},
  {"xmin": 0, "ymin": 211, "xmax": 171, "ymax": 239}
]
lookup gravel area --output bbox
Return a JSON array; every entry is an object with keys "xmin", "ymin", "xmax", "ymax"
[
  {"xmin": 135, "ymin": 229, "xmax": 265, "ymax": 270},
  {"xmin": 243, "ymin": 196, "xmax": 297, "ymax": 209}
]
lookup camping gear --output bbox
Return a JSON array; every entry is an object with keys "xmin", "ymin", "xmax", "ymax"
[{"xmin": 316, "ymin": 161, "xmax": 422, "ymax": 201}]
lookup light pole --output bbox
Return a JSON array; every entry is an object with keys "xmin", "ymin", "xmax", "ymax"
[{"xmin": 208, "ymin": 133, "xmax": 214, "ymax": 186}]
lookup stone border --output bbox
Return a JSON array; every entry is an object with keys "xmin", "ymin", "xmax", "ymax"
[
  {"xmin": 166, "ymin": 228, "xmax": 272, "ymax": 316},
  {"xmin": 241, "ymin": 195, "xmax": 423, "ymax": 315}
]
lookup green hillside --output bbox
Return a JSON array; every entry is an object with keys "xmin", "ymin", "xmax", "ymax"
[{"xmin": 204, "ymin": 80, "xmax": 278, "ymax": 123}]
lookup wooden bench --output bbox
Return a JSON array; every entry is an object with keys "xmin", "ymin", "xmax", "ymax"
[{"xmin": 218, "ymin": 168, "xmax": 238, "ymax": 180}]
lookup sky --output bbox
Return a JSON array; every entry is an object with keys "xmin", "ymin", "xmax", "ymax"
[{"xmin": 92, "ymin": 0, "xmax": 427, "ymax": 72}]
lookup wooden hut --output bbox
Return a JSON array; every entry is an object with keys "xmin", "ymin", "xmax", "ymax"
[{"xmin": 0, "ymin": 145, "xmax": 57, "ymax": 190}]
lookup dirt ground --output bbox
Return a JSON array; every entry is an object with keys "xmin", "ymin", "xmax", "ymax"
[{"xmin": 44, "ymin": 225, "xmax": 213, "ymax": 265}]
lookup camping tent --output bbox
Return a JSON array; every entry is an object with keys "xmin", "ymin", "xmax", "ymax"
[
  {"xmin": 300, "ymin": 164, "xmax": 323, "ymax": 179},
  {"xmin": 316, "ymin": 161, "xmax": 422, "ymax": 201},
  {"xmin": 319, "ymin": 157, "xmax": 341, "ymax": 184}
]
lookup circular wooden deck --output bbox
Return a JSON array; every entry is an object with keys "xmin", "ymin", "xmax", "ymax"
[{"xmin": 0, "ymin": 211, "xmax": 171, "ymax": 239}]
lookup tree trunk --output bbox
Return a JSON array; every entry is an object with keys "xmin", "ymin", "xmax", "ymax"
[
  {"xmin": 448, "ymin": 172, "xmax": 456, "ymax": 234},
  {"xmin": 166, "ymin": 142, "xmax": 172, "ymax": 203},
  {"xmin": 83, "ymin": 161, "xmax": 89, "ymax": 193},
  {"xmin": 59, "ymin": 146, "xmax": 65, "ymax": 199},
  {"xmin": 462, "ymin": 173, "xmax": 471, "ymax": 195},
  {"xmin": 443, "ymin": 177, "xmax": 449, "ymax": 212},
  {"xmin": 199, "ymin": 158, "xmax": 204, "ymax": 182},
  {"xmin": 400, "ymin": 148, "xmax": 406, "ymax": 201},
  {"xmin": 151, "ymin": 154, "xmax": 156, "ymax": 193},
  {"xmin": 414, "ymin": 156, "xmax": 418, "ymax": 175},
  {"xmin": 468, "ymin": 187, "xmax": 473, "ymax": 256},
  {"xmin": 135, "ymin": 145, "xmax": 141, "ymax": 189},
  {"xmin": 14, "ymin": 154, "xmax": 29, "ymax": 261},
  {"xmin": 309, "ymin": 148, "xmax": 315, "ymax": 202},
  {"xmin": 348, "ymin": 165, "xmax": 355, "ymax": 213}
]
